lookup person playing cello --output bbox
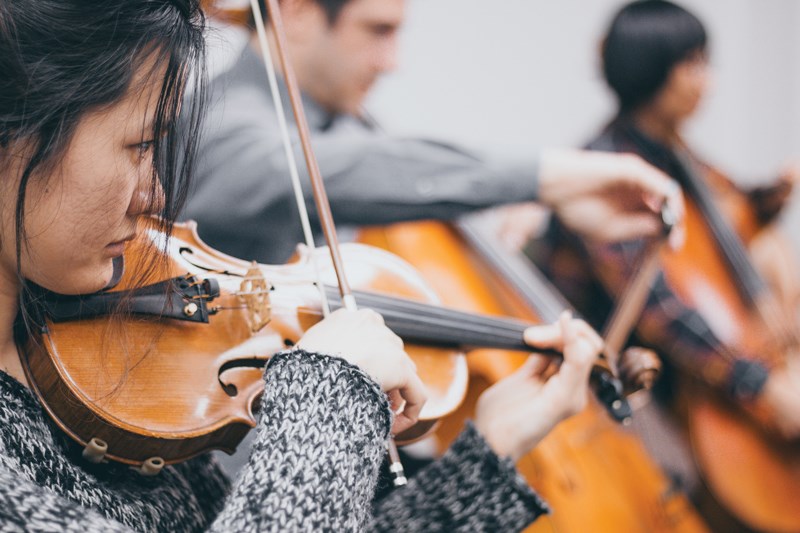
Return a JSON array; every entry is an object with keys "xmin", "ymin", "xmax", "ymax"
[{"xmin": 529, "ymin": 2, "xmax": 800, "ymax": 524}]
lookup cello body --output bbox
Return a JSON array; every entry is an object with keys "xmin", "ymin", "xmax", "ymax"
[
  {"xmin": 658, "ymin": 162, "xmax": 800, "ymax": 533},
  {"xmin": 360, "ymin": 220, "xmax": 709, "ymax": 533}
]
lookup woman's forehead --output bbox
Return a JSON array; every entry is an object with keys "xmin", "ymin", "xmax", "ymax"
[{"xmin": 85, "ymin": 57, "xmax": 170, "ymax": 138}]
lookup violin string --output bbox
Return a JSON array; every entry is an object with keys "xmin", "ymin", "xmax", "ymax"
[
  {"xmin": 220, "ymin": 282, "xmax": 533, "ymax": 342},
  {"xmin": 220, "ymin": 282, "xmax": 531, "ymax": 333},
  {"xmin": 327, "ymin": 288, "xmax": 533, "ymax": 333},
  {"xmin": 293, "ymin": 305, "xmax": 540, "ymax": 352},
  {"xmin": 249, "ymin": 0, "xmax": 331, "ymax": 318}
]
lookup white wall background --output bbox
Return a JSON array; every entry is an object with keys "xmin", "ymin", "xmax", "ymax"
[{"xmin": 366, "ymin": 0, "xmax": 800, "ymax": 240}]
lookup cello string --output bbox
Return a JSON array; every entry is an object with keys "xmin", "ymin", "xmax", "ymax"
[{"xmin": 677, "ymin": 152, "xmax": 800, "ymax": 348}]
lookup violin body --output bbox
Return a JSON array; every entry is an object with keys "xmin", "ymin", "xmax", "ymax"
[
  {"xmin": 660, "ymin": 163, "xmax": 800, "ymax": 532},
  {"xmin": 23, "ymin": 219, "xmax": 467, "ymax": 466},
  {"xmin": 359, "ymin": 220, "xmax": 709, "ymax": 533}
]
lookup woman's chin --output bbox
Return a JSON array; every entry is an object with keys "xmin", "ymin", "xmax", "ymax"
[{"xmin": 36, "ymin": 263, "xmax": 114, "ymax": 296}]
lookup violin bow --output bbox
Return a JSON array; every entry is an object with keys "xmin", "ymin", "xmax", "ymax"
[{"xmin": 249, "ymin": 0, "xmax": 408, "ymax": 486}]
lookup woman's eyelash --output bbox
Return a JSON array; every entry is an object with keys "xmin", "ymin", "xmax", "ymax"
[{"xmin": 133, "ymin": 140, "xmax": 155, "ymax": 157}]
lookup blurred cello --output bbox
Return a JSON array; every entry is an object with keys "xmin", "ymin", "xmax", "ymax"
[
  {"xmin": 653, "ymin": 152, "xmax": 800, "ymax": 533},
  {"xmin": 359, "ymin": 216, "xmax": 709, "ymax": 533}
]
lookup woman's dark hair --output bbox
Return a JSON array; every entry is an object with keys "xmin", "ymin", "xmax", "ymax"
[
  {"xmin": 0, "ymin": 0, "xmax": 206, "ymax": 337},
  {"xmin": 602, "ymin": 0, "xmax": 707, "ymax": 113},
  {"xmin": 0, "ymin": 0, "xmax": 206, "ymax": 270}
]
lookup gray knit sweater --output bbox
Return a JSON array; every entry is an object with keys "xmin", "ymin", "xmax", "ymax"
[{"xmin": 0, "ymin": 350, "xmax": 547, "ymax": 532}]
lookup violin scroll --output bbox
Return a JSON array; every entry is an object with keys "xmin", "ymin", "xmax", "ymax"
[{"xmin": 619, "ymin": 346, "xmax": 662, "ymax": 393}]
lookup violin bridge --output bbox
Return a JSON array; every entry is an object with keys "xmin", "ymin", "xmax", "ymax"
[{"xmin": 239, "ymin": 261, "xmax": 272, "ymax": 333}]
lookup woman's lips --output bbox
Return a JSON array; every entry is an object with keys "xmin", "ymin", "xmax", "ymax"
[{"xmin": 105, "ymin": 234, "xmax": 135, "ymax": 257}]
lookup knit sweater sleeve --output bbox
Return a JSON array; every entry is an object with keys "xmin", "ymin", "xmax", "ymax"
[
  {"xmin": 0, "ymin": 466, "xmax": 135, "ymax": 532},
  {"xmin": 369, "ymin": 422, "xmax": 549, "ymax": 532},
  {"xmin": 210, "ymin": 349, "xmax": 393, "ymax": 532},
  {"xmin": 0, "ymin": 349, "xmax": 391, "ymax": 532}
]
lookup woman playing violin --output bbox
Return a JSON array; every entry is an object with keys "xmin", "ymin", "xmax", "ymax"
[{"xmin": 0, "ymin": 1, "xmax": 610, "ymax": 530}]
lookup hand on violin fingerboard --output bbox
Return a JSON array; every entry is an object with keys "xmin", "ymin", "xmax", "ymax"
[{"xmin": 474, "ymin": 312, "xmax": 601, "ymax": 461}]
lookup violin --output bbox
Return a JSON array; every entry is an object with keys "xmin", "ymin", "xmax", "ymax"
[
  {"xmin": 21, "ymin": 217, "xmax": 632, "ymax": 469},
  {"xmin": 358, "ymin": 217, "xmax": 709, "ymax": 533}
]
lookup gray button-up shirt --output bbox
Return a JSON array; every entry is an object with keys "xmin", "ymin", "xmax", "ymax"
[{"xmin": 181, "ymin": 46, "xmax": 540, "ymax": 264}]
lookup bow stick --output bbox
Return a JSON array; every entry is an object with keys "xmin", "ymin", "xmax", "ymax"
[{"xmin": 249, "ymin": 0, "xmax": 408, "ymax": 486}]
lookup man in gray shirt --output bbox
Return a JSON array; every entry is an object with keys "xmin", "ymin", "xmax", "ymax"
[{"xmin": 182, "ymin": 0, "xmax": 683, "ymax": 265}]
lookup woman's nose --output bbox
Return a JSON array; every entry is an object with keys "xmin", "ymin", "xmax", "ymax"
[{"xmin": 128, "ymin": 175, "xmax": 166, "ymax": 217}]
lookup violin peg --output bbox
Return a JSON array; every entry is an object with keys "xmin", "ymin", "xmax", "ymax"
[{"xmin": 81, "ymin": 437, "xmax": 108, "ymax": 464}]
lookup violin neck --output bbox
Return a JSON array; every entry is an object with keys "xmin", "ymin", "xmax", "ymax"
[{"xmin": 324, "ymin": 287, "xmax": 555, "ymax": 355}]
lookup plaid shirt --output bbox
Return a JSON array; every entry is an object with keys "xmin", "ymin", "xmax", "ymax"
[{"xmin": 527, "ymin": 119, "xmax": 769, "ymax": 400}]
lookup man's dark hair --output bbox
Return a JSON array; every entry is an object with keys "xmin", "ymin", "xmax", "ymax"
[
  {"xmin": 602, "ymin": 0, "xmax": 707, "ymax": 113},
  {"xmin": 257, "ymin": 0, "xmax": 351, "ymax": 25}
]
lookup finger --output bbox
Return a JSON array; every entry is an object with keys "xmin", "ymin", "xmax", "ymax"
[
  {"xmin": 524, "ymin": 322, "xmax": 565, "ymax": 350},
  {"xmin": 404, "ymin": 352, "xmax": 417, "ymax": 373},
  {"xmin": 625, "ymin": 161, "xmax": 687, "ymax": 242},
  {"xmin": 665, "ymin": 182, "xmax": 686, "ymax": 225},
  {"xmin": 669, "ymin": 220, "xmax": 687, "ymax": 250},
  {"xmin": 540, "ymin": 358, "xmax": 562, "ymax": 381},
  {"xmin": 522, "ymin": 352, "xmax": 553, "ymax": 377},
  {"xmin": 557, "ymin": 320, "xmax": 597, "ymax": 390},
  {"xmin": 559, "ymin": 310, "xmax": 576, "ymax": 344},
  {"xmin": 643, "ymin": 179, "xmax": 684, "ymax": 215},
  {"xmin": 652, "ymin": 183, "xmax": 686, "ymax": 250},
  {"xmin": 572, "ymin": 319, "xmax": 604, "ymax": 352},
  {"xmin": 392, "ymin": 373, "xmax": 427, "ymax": 434},
  {"xmin": 592, "ymin": 213, "xmax": 662, "ymax": 243},
  {"xmin": 620, "ymin": 156, "xmax": 680, "ymax": 204},
  {"xmin": 387, "ymin": 389, "xmax": 405, "ymax": 415},
  {"xmin": 360, "ymin": 308, "xmax": 385, "ymax": 325}
]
